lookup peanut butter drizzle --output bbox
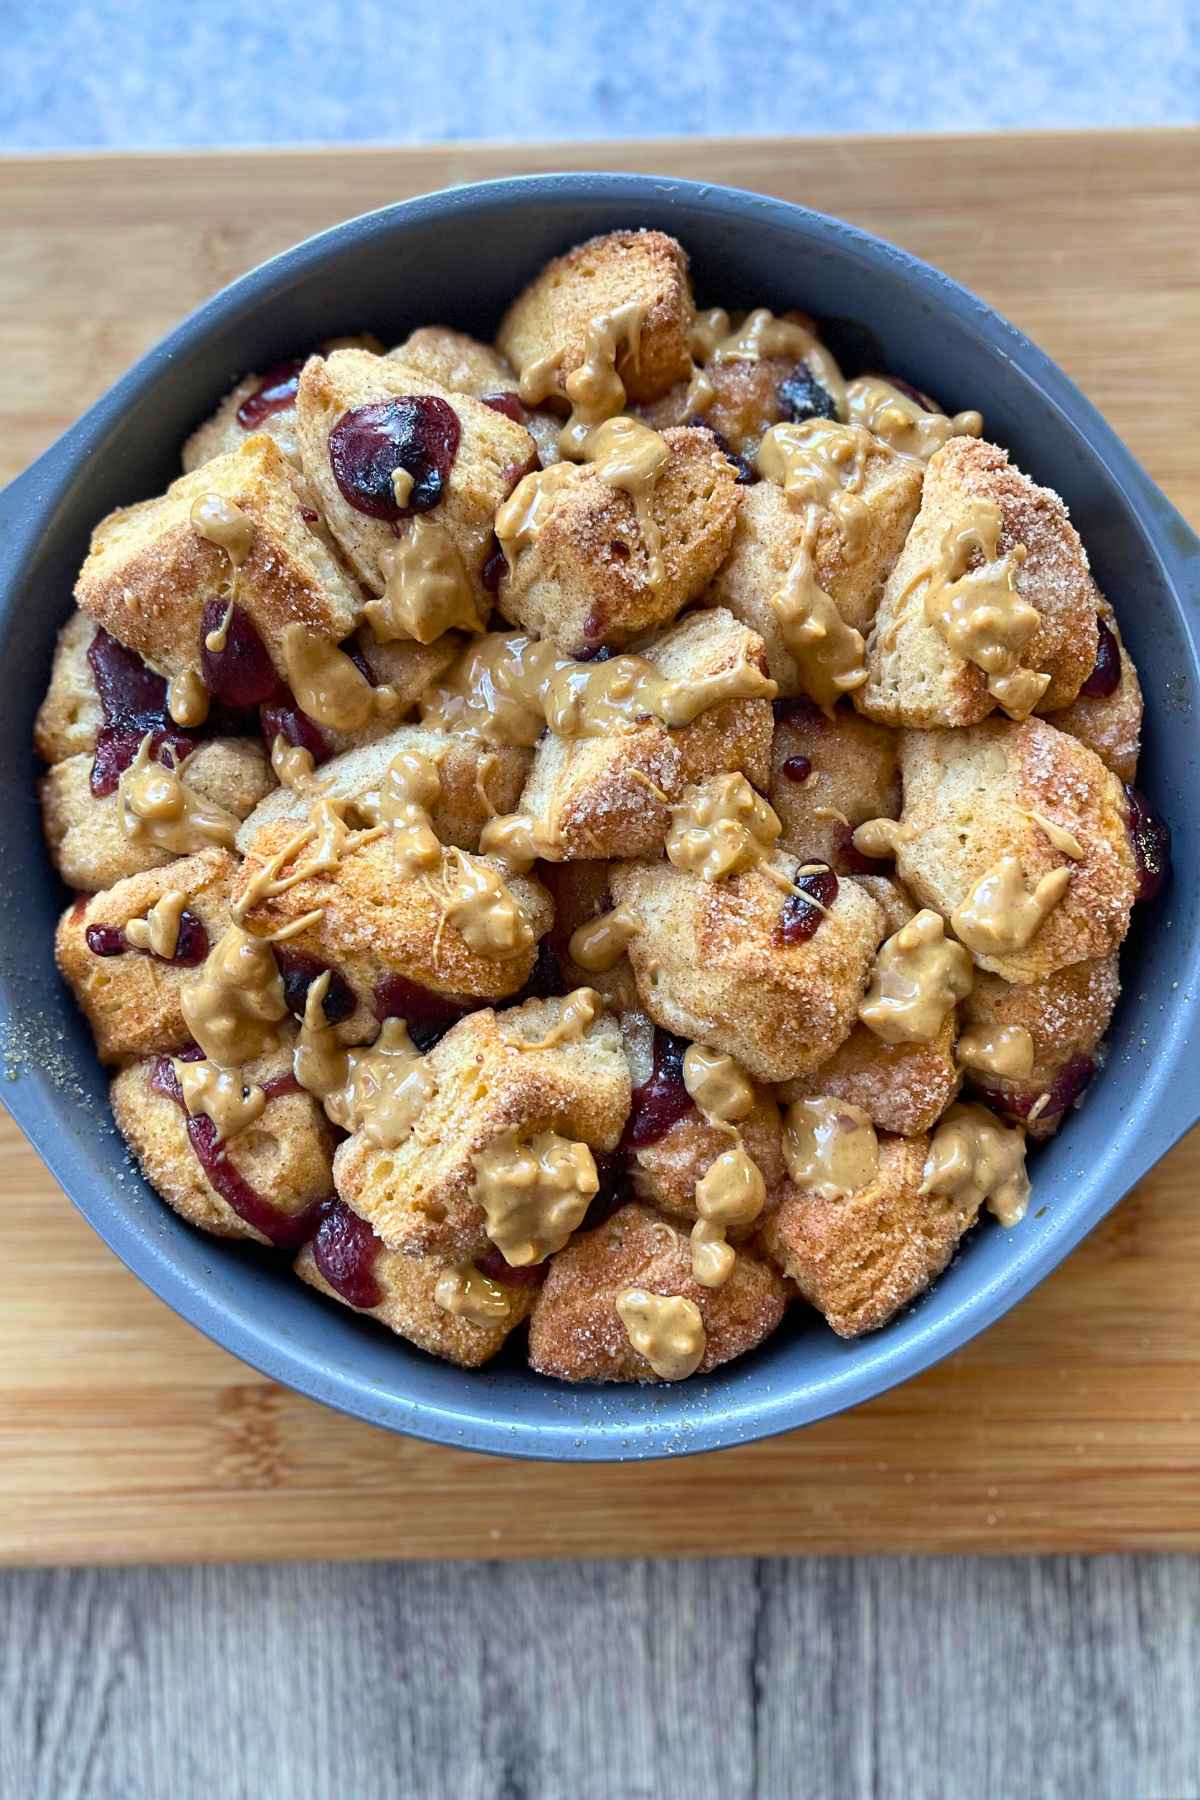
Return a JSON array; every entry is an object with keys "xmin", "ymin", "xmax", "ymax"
[
  {"xmin": 270, "ymin": 735, "xmax": 320, "ymax": 793},
  {"xmin": 1028, "ymin": 812, "xmax": 1084, "ymax": 860},
  {"xmin": 950, "ymin": 856, "xmax": 1071, "ymax": 957},
  {"xmin": 858, "ymin": 908, "xmax": 974, "ymax": 1044},
  {"xmin": 956, "ymin": 1024, "xmax": 1036, "ymax": 1080},
  {"xmin": 174, "ymin": 1059, "xmax": 267, "ymax": 1144},
  {"xmin": 371, "ymin": 748, "xmax": 443, "ymax": 879},
  {"xmin": 910, "ymin": 500, "xmax": 1047, "ymax": 719},
  {"xmin": 166, "ymin": 669, "xmax": 210, "ymax": 729},
  {"xmin": 850, "ymin": 817, "xmax": 910, "ymax": 860},
  {"xmin": 844, "ymin": 376, "xmax": 982, "ymax": 461},
  {"xmin": 433, "ymin": 847, "xmax": 536, "ymax": 958},
  {"xmin": 783, "ymin": 1096, "xmax": 879, "ymax": 1200},
  {"xmin": 666, "ymin": 773, "xmax": 782, "ymax": 882},
  {"xmin": 204, "ymin": 602, "xmax": 235, "ymax": 656},
  {"xmin": 478, "ymin": 811, "xmax": 563, "ymax": 875},
  {"xmin": 682, "ymin": 1045, "xmax": 756, "ymax": 1127},
  {"xmin": 922, "ymin": 1101, "xmax": 1030, "ymax": 1227},
  {"xmin": 420, "ymin": 633, "xmax": 568, "ymax": 746},
  {"xmin": 518, "ymin": 301, "xmax": 647, "ymax": 460},
  {"xmin": 181, "ymin": 923, "xmax": 289, "ymax": 1068},
  {"xmin": 391, "ymin": 466, "xmax": 415, "ymax": 508},
  {"xmin": 295, "ymin": 976, "xmax": 434, "ymax": 1148},
  {"xmin": 472, "ymin": 1128, "xmax": 599, "ymax": 1266},
  {"xmin": 770, "ymin": 541, "xmax": 869, "ymax": 708},
  {"xmin": 690, "ymin": 1145, "xmax": 766, "ymax": 1289},
  {"xmin": 118, "ymin": 736, "xmax": 240, "ymax": 855},
  {"xmin": 615, "ymin": 1287, "xmax": 706, "ymax": 1380},
  {"xmin": 123, "ymin": 888, "xmax": 188, "ymax": 958},
  {"xmin": 691, "ymin": 306, "xmax": 847, "ymax": 417},
  {"xmin": 581, "ymin": 415, "xmax": 670, "ymax": 586},
  {"xmin": 568, "ymin": 906, "xmax": 641, "ymax": 974},
  {"xmin": 368, "ymin": 517, "xmax": 484, "ymax": 644},
  {"xmin": 433, "ymin": 1263, "xmax": 514, "ymax": 1327},
  {"xmin": 280, "ymin": 623, "xmax": 404, "ymax": 733},
  {"xmin": 495, "ymin": 464, "xmax": 580, "ymax": 570},
  {"xmin": 510, "ymin": 987, "xmax": 602, "ymax": 1051},
  {"xmin": 756, "ymin": 419, "xmax": 876, "ymax": 553}
]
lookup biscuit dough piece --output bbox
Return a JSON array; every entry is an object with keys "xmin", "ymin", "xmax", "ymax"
[
  {"xmin": 705, "ymin": 454, "xmax": 923, "ymax": 687},
  {"xmin": 858, "ymin": 436, "xmax": 1099, "ymax": 728},
  {"xmin": 960, "ymin": 953, "xmax": 1119, "ymax": 1138},
  {"xmin": 55, "ymin": 847, "xmax": 239, "ymax": 1063},
  {"xmin": 497, "ymin": 426, "xmax": 740, "ymax": 653},
  {"xmin": 896, "ymin": 718, "xmax": 1137, "ymax": 983},
  {"xmin": 389, "ymin": 326, "xmax": 517, "ymax": 399},
  {"xmin": 527, "ymin": 1201, "xmax": 786, "ymax": 1382},
  {"xmin": 1051, "ymin": 602, "xmax": 1143, "ymax": 783},
  {"xmin": 638, "ymin": 355, "xmax": 804, "ymax": 454},
  {"xmin": 518, "ymin": 608, "xmax": 774, "ymax": 861},
  {"xmin": 34, "ymin": 610, "xmax": 105, "ymax": 764},
  {"xmin": 768, "ymin": 697, "xmax": 900, "ymax": 872},
  {"xmin": 332, "ymin": 995, "xmax": 630, "ymax": 1260},
  {"xmin": 42, "ymin": 738, "xmax": 271, "ymax": 893},
  {"xmin": 112, "ymin": 1033, "xmax": 337, "ymax": 1246},
  {"xmin": 295, "ymin": 348, "xmax": 535, "ymax": 597},
  {"xmin": 498, "ymin": 230, "xmax": 695, "ymax": 409},
  {"xmin": 295, "ymin": 1202, "xmax": 536, "ymax": 1368},
  {"xmin": 762, "ymin": 1132, "xmax": 981, "ymax": 1336},
  {"xmin": 611, "ymin": 854, "xmax": 885, "ymax": 1083},
  {"xmin": 75, "ymin": 434, "xmax": 360, "ymax": 685},
  {"xmin": 778, "ymin": 1014, "xmax": 960, "ymax": 1138}
]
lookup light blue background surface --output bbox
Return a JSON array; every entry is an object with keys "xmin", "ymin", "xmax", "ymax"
[{"xmin": 2, "ymin": 0, "xmax": 1197, "ymax": 149}]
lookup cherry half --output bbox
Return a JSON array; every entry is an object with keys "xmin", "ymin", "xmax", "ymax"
[{"xmin": 329, "ymin": 396, "xmax": 460, "ymax": 520}]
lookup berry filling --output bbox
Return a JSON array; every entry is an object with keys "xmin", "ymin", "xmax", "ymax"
[
  {"xmin": 480, "ymin": 391, "xmax": 528, "ymax": 424},
  {"xmin": 1125, "ymin": 785, "xmax": 1171, "ymax": 901},
  {"xmin": 1080, "ymin": 617, "xmax": 1121, "ymax": 698},
  {"xmin": 200, "ymin": 601, "xmax": 279, "ymax": 708},
  {"xmin": 621, "ymin": 1029, "xmax": 693, "ymax": 1149},
  {"xmin": 259, "ymin": 692, "xmax": 331, "ymax": 764},
  {"xmin": 778, "ymin": 365, "xmax": 837, "ymax": 423},
  {"xmin": 87, "ymin": 626, "xmax": 196, "ymax": 796},
  {"xmin": 372, "ymin": 973, "xmax": 481, "ymax": 1051},
  {"xmin": 974, "ymin": 1052, "xmax": 1095, "ymax": 1130},
  {"xmin": 777, "ymin": 866, "xmax": 839, "ymax": 944},
  {"xmin": 273, "ymin": 947, "xmax": 357, "ymax": 1024},
  {"xmin": 329, "ymin": 396, "xmax": 460, "ymax": 520},
  {"xmin": 779, "ymin": 754, "xmax": 812, "ymax": 784},
  {"xmin": 311, "ymin": 1198, "xmax": 385, "ymax": 1309},
  {"xmin": 235, "ymin": 358, "xmax": 306, "ymax": 429},
  {"xmin": 85, "ymin": 910, "xmax": 209, "ymax": 965}
]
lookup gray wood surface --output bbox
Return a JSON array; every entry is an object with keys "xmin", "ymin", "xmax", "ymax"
[{"xmin": 2, "ymin": 1555, "xmax": 1196, "ymax": 1799}]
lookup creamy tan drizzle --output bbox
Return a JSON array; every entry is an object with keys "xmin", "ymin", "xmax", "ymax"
[
  {"xmin": 568, "ymin": 906, "xmax": 641, "ymax": 973},
  {"xmin": 770, "ymin": 543, "xmax": 868, "ymax": 708},
  {"xmin": 858, "ymin": 909, "xmax": 974, "ymax": 1044},
  {"xmin": 950, "ymin": 857, "xmax": 1071, "ymax": 957},
  {"xmin": 174, "ymin": 1059, "xmax": 267, "ymax": 1143},
  {"xmin": 756, "ymin": 419, "xmax": 875, "ymax": 552},
  {"xmin": 910, "ymin": 500, "xmax": 1047, "ymax": 719},
  {"xmin": 204, "ymin": 601, "xmax": 234, "ymax": 656},
  {"xmin": 691, "ymin": 307, "xmax": 847, "ymax": 417},
  {"xmin": 166, "ymin": 669, "xmax": 210, "ymax": 729},
  {"xmin": 844, "ymin": 376, "xmax": 982, "ymax": 461},
  {"xmin": 956, "ymin": 1024, "xmax": 1036, "ymax": 1079},
  {"xmin": 422, "ymin": 631, "xmax": 775, "ymax": 746},
  {"xmin": 294, "ymin": 977, "xmax": 434, "ymax": 1147},
  {"xmin": 478, "ymin": 811, "xmax": 563, "ymax": 875},
  {"xmin": 433, "ymin": 1263, "xmax": 513, "ymax": 1327},
  {"xmin": 368, "ymin": 518, "xmax": 483, "ymax": 643},
  {"xmin": 666, "ymin": 773, "xmax": 782, "ymax": 882},
  {"xmin": 615, "ymin": 1287, "xmax": 706, "ymax": 1380},
  {"xmin": 582, "ymin": 415, "xmax": 670, "ymax": 585},
  {"xmin": 1028, "ymin": 812, "xmax": 1084, "ymax": 860},
  {"xmin": 922, "ymin": 1101, "xmax": 1030, "ymax": 1227},
  {"xmin": 280, "ymin": 624, "xmax": 403, "ymax": 733},
  {"xmin": 682, "ymin": 1045, "xmax": 756, "ymax": 1127},
  {"xmin": 519, "ymin": 301, "xmax": 647, "ymax": 460},
  {"xmin": 850, "ymin": 817, "xmax": 910, "ymax": 860},
  {"xmin": 434, "ymin": 848, "xmax": 535, "ymax": 958},
  {"xmin": 123, "ymin": 888, "xmax": 188, "ymax": 958},
  {"xmin": 181, "ymin": 924, "xmax": 289, "ymax": 1067},
  {"xmin": 391, "ymin": 466, "xmax": 415, "ymax": 508},
  {"xmin": 270, "ymin": 735, "xmax": 320, "ymax": 792},
  {"xmin": 509, "ymin": 987, "xmax": 601, "ymax": 1051},
  {"xmin": 690, "ymin": 1144, "xmax": 766, "ymax": 1288},
  {"xmin": 118, "ymin": 736, "xmax": 240, "ymax": 855},
  {"xmin": 372, "ymin": 748, "xmax": 443, "ymax": 878},
  {"xmin": 783, "ymin": 1096, "xmax": 879, "ymax": 1200},
  {"xmin": 495, "ymin": 464, "xmax": 580, "ymax": 569},
  {"xmin": 472, "ymin": 1128, "xmax": 599, "ymax": 1266}
]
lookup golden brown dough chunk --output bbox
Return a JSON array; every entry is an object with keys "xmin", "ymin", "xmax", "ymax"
[
  {"xmin": 1051, "ymin": 603, "xmax": 1142, "ymax": 783},
  {"xmin": 34, "ymin": 610, "xmax": 104, "ymax": 764},
  {"xmin": 768, "ymin": 698, "xmax": 900, "ymax": 871},
  {"xmin": 111, "ymin": 1034, "xmax": 336, "ymax": 1246},
  {"xmin": 41, "ymin": 739, "xmax": 271, "ymax": 893},
  {"xmin": 705, "ymin": 452, "xmax": 922, "ymax": 683},
  {"xmin": 75, "ymin": 434, "xmax": 360, "ymax": 685},
  {"xmin": 638, "ymin": 357, "xmax": 797, "ymax": 453},
  {"xmin": 55, "ymin": 848, "xmax": 238, "ymax": 1063},
  {"xmin": 498, "ymin": 230, "xmax": 694, "ymax": 407},
  {"xmin": 235, "ymin": 725, "xmax": 531, "ymax": 858},
  {"xmin": 519, "ymin": 608, "xmax": 774, "ymax": 861},
  {"xmin": 779, "ymin": 1016, "xmax": 960, "ymax": 1138},
  {"xmin": 611, "ymin": 855, "xmax": 884, "ymax": 1083},
  {"xmin": 539, "ymin": 860, "xmax": 641, "ymax": 1014},
  {"xmin": 762, "ymin": 1133, "xmax": 980, "ymax": 1337},
  {"xmin": 497, "ymin": 427, "xmax": 740, "ymax": 652},
  {"xmin": 389, "ymin": 326, "xmax": 516, "ymax": 399},
  {"xmin": 295, "ymin": 348, "xmax": 534, "ymax": 596},
  {"xmin": 527, "ymin": 1201, "xmax": 786, "ymax": 1382},
  {"xmin": 897, "ymin": 718, "xmax": 1136, "ymax": 983},
  {"xmin": 333, "ymin": 995, "xmax": 630, "ymax": 1260},
  {"xmin": 621, "ymin": 1010, "xmax": 787, "ymax": 1222},
  {"xmin": 295, "ymin": 1210, "xmax": 535, "ymax": 1368},
  {"xmin": 961, "ymin": 954, "xmax": 1119, "ymax": 1138},
  {"xmin": 858, "ymin": 436, "xmax": 1099, "ymax": 728},
  {"xmin": 234, "ymin": 820, "xmax": 553, "ymax": 1011}
]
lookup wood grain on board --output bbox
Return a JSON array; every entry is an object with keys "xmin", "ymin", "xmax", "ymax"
[{"xmin": 1, "ymin": 129, "xmax": 1197, "ymax": 1566}]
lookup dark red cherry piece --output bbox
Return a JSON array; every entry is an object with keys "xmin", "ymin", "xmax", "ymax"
[
  {"xmin": 273, "ymin": 947, "xmax": 357, "ymax": 1024},
  {"xmin": 1125, "ymin": 786, "xmax": 1171, "ymax": 901},
  {"xmin": 260, "ymin": 693, "xmax": 330, "ymax": 765},
  {"xmin": 312, "ymin": 1199, "xmax": 385, "ymax": 1309},
  {"xmin": 777, "ymin": 866, "xmax": 839, "ymax": 944},
  {"xmin": 621, "ymin": 1030, "xmax": 693, "ymax": 1149},
  {"xmin": 236, "ymin": 358, "xmax": 306, "ymax": 429},
  {"xmin": 780, "ymin": 754, "xmax": 812, "ymax": 784},
  {"xmin": 778, "ymin": 365, "xmax": 837, "ymax": 423},
  {"xmin": 373, "ymin": 974, "xmax": 479, "ymax": 1051},
  {"xmin": 329, "ymin": 396, "xmax": 460, "ymax": 520},
  {"xmin": 86, "ymin": 626, "xmax": 196, "ymax": 795},
  {"xmin": 481, "ymin": 391, "xmax": 527, "ymax": 424},
  {"xmin": 1080, "ymin": 617, "xmax": 1121, "ymax": 698},
  {"xmin": 200, "ymin": 601, "xmax": 278, "ymax": 708}
]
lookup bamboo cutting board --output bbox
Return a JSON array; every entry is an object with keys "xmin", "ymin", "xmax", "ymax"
[{"xmin": 2, "ymin": 130, "xmax": 1198, "ymax": 1565}]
